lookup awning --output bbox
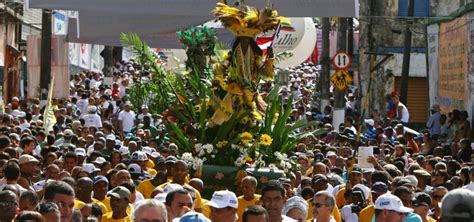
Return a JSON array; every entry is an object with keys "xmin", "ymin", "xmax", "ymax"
[{"xmin": 27, "ymin": 0, "xmax": 359, "ymax": 18}]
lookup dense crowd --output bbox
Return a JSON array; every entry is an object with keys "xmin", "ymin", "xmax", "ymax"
[{"xmin": 0, "ymin": 60, "xmax": 473, "ymax": 222}]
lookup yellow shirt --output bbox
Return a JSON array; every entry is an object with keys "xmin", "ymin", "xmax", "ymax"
[
  {"xmin": 335, "ymin": 187, "xmax": 348, "ymax": 209},
  {"xmin": 306, "ymin": 200, "xmax": 341, "ymax": 222},
  {"xmin": 237, "ymin": 195, "xmax": 261, "ymax": 222},
  {"xmin": 148, "ymin": 168, "xmax": 157, "ymax": 177},
  {"xmin": 99, "ymin": 196, "xmax": 134, "ymax": 215},
  {"xmin": 101, "ymin": 212, "xmax": 132, "ymax": 222},
  {"xmin": 74, "ymin": 199, "xmax": 85, "ymax": 209},
  {"xmin": 158, "ymin": 181, "xmax": 203, "ymax": 210},
  {"xmin": 147, "ymin": 159, "xmax": 155, "ymax": 169},
  {"xmin": 137, "ymin": 179, "xmax": 156, "ymax": 199},
  {"xmin": 201, "ymin": 199, "xmax": 211, "ymax": 219},
  {"xmin": 359, "ymin": 205, "xmax": 374, "ymax": 222},
  {"xmin": 74, "ymin": 198, "xmax": 108, "ymax": 214}
]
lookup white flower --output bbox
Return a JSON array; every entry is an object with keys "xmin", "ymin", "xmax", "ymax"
[
  {"xmin": 202, "ymin": 157, "xmax": 207, "ymax": 162},
  {"xmin": 211, "ymin": 154, "xmax": 215, "ymax": 159},
  {"xmin": 203, "ymin": 144, "xmax": 214, "ymax": 153},
  {"xmin": 268, "ymin": 164, "xmax": 278, "ymax": 170},
  {"xmin": 195, "ymin": 143, "xmax": 203, "ymax": 152},
  {"xmin": 198, "ymin": 149, "xmax": 206, "ymax": 157}
]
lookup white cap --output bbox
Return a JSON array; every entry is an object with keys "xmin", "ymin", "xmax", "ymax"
[
  {"xmin": 82, "ymin": 163, "xmax": 100, "ymax": 174},
  {"xmin": 325, "ymin": 151, "xmax": 337, "ymax": 158},
  {"xmin": 19, "ymin": 154, "xmax": 39, "ymax": 165},
  {"xmin": 75, "ymin": 148, "xmax": 86, "ymax": 157},
  {"xmin": 106, "ymin": 134, "xmax": 116, "ymax": 141},
  {"xmin": 88, "ymin": 106, "xmax": 97, "ymax": 113},
  {"xmin": 93, "ymin": 157, "xmax": 106, "ymax": 165},
  {"xmin": 374, "ymin": 193, "xmax": 414, "ymax": 213},
  {"xmin": 353, "ymin": 184, "xmax": 370, "ymax": 200},
  {"xmin": 127, "ymin": 163, "xmax": 142, "ymax": 174},
  {"xmin": 142, "ymin": 146, "xmax": 152, "ymax": 155},
  {"xmin": 131, "ymin": 151, "xmax": 148, "ymax": 161},
  {"xmin": 151, "ymin": 152, "xmax": 160, "ymax": 159},
  {"xmin": 17, "ymin": 111, "xmax": 26, "ymax": 118},
  {"xmin": 154, "ymin": 183, "xmax": 183, "ymax": 203},
  {"xmin": 364, "ymin": 119, "xmax": 375, "ymax": 127},
  {"xmin": 119, "ymin": 146, "xmax": 129, "ymax": 155},
  {"xmin": 104, "ymin": 89, "xmax": 112, "ymax": 96},
  {"xmin": 207, "ymin": 190, "xmax": 238, "ymax": 209}
]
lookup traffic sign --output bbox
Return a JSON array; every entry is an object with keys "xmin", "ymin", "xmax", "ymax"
[
  {"xmin": 332, "ymin": 52, "xmax": 352, "ymax": 69},
  {"xmin": 330, "ymin": 70, "xmax": 353, "ymax": 91}
]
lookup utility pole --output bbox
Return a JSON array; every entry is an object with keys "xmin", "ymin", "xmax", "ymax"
[
  {"xmin": 332, "ymin": 18, "xmax": 348, "ymax": 129},
  {"xmin": 319, "ymin": 17, "xmax": 330, "ymax": 113},
  {"xmin": 399, "ymin": 0, "xmax": 415, "ymax": 105},
  {"xmin": 103, "ymin": 46, "xmax": 114, "ymax": 77},
  {"xmin": 40, "ymin": 9, "xmax": 52, "ymax": 100}
]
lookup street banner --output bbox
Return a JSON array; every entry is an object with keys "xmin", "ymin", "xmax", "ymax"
[
  {"xmin": 438, "ymin": 16, "xmax": 468, "ymax": 113},
  {"xmin": 52, "ymin": 10, "xmax": 68, "ymax": 35},
  {"xmin": 79, "ymin": 43, "xmax": 91, "ymax": 69},
  {"xmin": 90, "ymin": 45, "xmax": 104, "ymax": 72},
  {"xmin": 69, "ymin": 43, "xmax": 80, "ymax": 66}
]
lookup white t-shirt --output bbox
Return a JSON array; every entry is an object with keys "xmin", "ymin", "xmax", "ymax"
[
  {"xmin": 118, "ymin": 110, "xmax": 136, "ymax": 132},
  {"xmin": 340, "ymin": 204, "xmax": 359, "ymax": 222},
  {"xmin": 463, "ymin": 182, "xmax": 474, "ymax": 191},
  {"xmin": 282, "ymin": 215, "xmax": 297, "ymax": 222},
  {"xmin": 77, "ymin": 99, "xmax": 89, "ymax": 116},
  {"xmin": 19, "ymin": 122, "xmax": 30, "ymax": 131},
  {"xmin": 82, "ymin": 114, "xmax": 103, "ymax": 129},
  {"xmin": 137, "ymin": 113, "xmax": 153, "ymax": 122}
]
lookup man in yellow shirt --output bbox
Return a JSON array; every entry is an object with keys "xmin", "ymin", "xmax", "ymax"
[
  {"xmin": 412, "ymin": 192, "xmax": 437, "ymax": 222},
  {"xmin": 158, "ymin": 160, "xmax": 203, "ymax": 211},
  {"xmin": 74, "ymin": 177, "xmax": 108, "ymax": 214},
  {"xmin": 359, "ymin": 182, "xmax": 388, "ymax": 222},
  {"xmin": 237, "ymin": 176, "xmax": 260, "ymax": 222},
  {"xmin": 102, "ymin": 186, "xmax": 133, "ymax": 222},
  {"xmin": 136, "ymin": 171, "xmax": 167, "ymax": 199},
  {"xmin": 93, "ymin": 176, "xmax": 112, "ymax": 212}
]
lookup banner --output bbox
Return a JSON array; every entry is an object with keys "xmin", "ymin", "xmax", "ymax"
[
  {"xmin": 90, "ymin": 45, "xmax": 104, "ymax": 72},
  {"xmin": 438, "ymin": 16, "xmax": 468, "ymax": 113},
  {"xmin": 79, "ymin": 43, "xmax": 91, "ymax": 69},
  {"xmin": 52, "ymin": 10, "xmax": 67, "ymax": 35},
  {"xmin": 69, "ymin": 43, "xmax": 80, "ymax": 66}
]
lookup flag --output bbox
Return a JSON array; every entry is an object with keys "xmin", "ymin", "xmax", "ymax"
[
  {"xmin": 256, "ymin": 22, "xmax": 282, "ymax": 55},
  {"xmin": 43, "ymin": 75, "xmax": 57, "ymax": 132}
]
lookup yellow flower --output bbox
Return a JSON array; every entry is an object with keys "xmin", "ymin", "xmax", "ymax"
[
  {"xmin": 259, "ymin": 134, "xmax": 273, "ymax": 146},
  {"xmin": 216, "ymin": 141, "xmax": 229, "ymax": 148},
  {"xmin": 240, "ymin": 132, "xmax": 253, "ymax": 145}
]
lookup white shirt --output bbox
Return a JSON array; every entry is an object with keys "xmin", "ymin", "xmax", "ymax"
[
  {"xmin": 82, "ymin": 113, "xmax": 103, "ymax": 129},
  {"xmin": 463, "ymin": 182, "xmax": 474, "ymax": 191},
  {"xmin": 77, "ymin": 99, "xmax": 89, "ymax": 116},
  {"xmin": 19, "ymin": 122, "xmax": 30, "ymax": 131},
  {"xmin": 397, "ymin": 102, "xmax": 410, "ymax": 123},
  {"xmin": 340, "ymin": 204, "xmax": 359, "ymax": 222},
  {"xmin": 311, "ymin": 217, "xmax": 336, "ymax": 222},
  {"xmin": 118, "ymin": 110, "xmax": 136, "ymax": 132},
  {"xmin": 282, "ymin": 215, "xmax": 297, "ymax": 222},
  {"xmin": 137, "ymin": 113, "xmax": 153, "ymax": 122}
]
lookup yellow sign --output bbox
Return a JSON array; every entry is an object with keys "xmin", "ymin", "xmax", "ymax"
[
  {"xmin": 438, "ymin": 16, "xmax": 468, "ymax": 113},
  {"xmin": 330, "ymin": 70, "xmax": 352, "ymax": 91}
]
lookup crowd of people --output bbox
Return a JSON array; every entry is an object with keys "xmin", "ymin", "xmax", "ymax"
[{"xmin": 0, "ymin": 60, "xmax": 473, "ymax": 222}]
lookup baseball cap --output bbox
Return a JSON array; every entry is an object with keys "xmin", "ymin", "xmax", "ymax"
[
  {"xmin": 165, "ymin": 156, "xmax": 178, "ymax": 164},
  {"xmin": 372, "ymin": 182, "xmax": 388, "ymax": 194},
  {"xmin": 313, "ymin": 153, "xmax": 324, "ymax": 163},
  {"xmin": 106, "ymin": 134, "xmax": 116, "ymax": 141},
  {"xmin": 93, "ymin": 157, "xmax": 106, "ymax": 165},
  {"xmin": 364, "ymin": 119, "xmax": 375, "ymax": 127},
  {"xmin": 206, "ymin": 190, "xmax": 238, "ymax": 209},
  {"xmin": 353, "ymin": 184, "xmax": 370, "ymax": 200},
  {"xmin": 119, "ymin": 146, "xmax": 129, "ymax": 155},
  {"xmin": 64, "ymin": 129, "xmax": 74, "ymax": 137},
  {"xmin": 154, "ymin": 183, "xmax": 183, "ymax": 202},
  {"xmin": 351, "ymin": 166, "xmax": 362, "ymax": 174},
  {"xmin": 19, "ymin": 155, "xmax": 39, "ymax": 165},
  {"xmin": 93, "ymin": 175, "xmax": 109, "ymax": 185},
  {"xmin": 325, "ymin": 151, "xmax": 337, "ymax": 158},
  {"xmin": 151, "ymin": 152, "xmax": 160, "ymax": 159},
  {"xmin": 75, "ymin": 148, "xmax": 86, "ymax": 157},
  {"xmin": 17, "ymin": 111, "xmax": 26, "ymax": 118},
  {"xmin": 142, "ymin": 146, "xmax": 152, "ymax": 155},
  {"xmin": 312, "ymin": 174, "xmax": 328, "ymax": 184},
  {"xmin": 128, "ymin": 163, "xmax": 142, "ymax": 174},
  {"xmin": 131, "ymin": 151, "xmax": 148, "ymax": 161},
  {"xmin": 108, "ymin": 186, "xmax": 131, "ymax": 200},
  {"xmin": 412, "ymin": 192, "xmax": 432, "ymax": 208},
  {"xmin": 82, "ymin": 163, "xmax": 100, "ymax": 174},
  {"xmin": 413, "ymin": 169, "xmax": 431, "ymax": 178},
  {"xmin": 88, "ymin": 106, "xmax": 97, "ymax": 113},
  {"xmin": 440, "ymin": 188, "xmax": 474, "ymax": 220},
  {"xmin": 173, "ymin": 212, "xmax": 210, "ymax": 222},
  {"xmin": 374, "ymin": 193, "xmax": 414, "ymax": 213}
]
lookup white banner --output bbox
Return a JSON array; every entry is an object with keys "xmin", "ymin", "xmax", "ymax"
[
  {"xmin": 52, "ymin": 10, "xmax": 68, "ymax": 35},
  {"xmin": 79, "ymin": 43, "xmax": 91, "ymax": 69},
  {"xmin": 90, "ymin": 45, "xmax": 104, "ymax": 72},
  {"xmin": 69, "ymin": 42, "xmax": 80, "ymax": 66}
]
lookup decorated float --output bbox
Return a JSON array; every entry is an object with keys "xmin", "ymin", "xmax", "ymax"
[{"xmin": 121, "ymin": 1, "xmax": 324, "ymax": 197}]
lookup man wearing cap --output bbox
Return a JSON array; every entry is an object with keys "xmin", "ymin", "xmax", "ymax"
[
  {"xmin": 93, "ymin": 175, "xmax": 112, "ymax": 212},
  {"xmin": 335, "ymin": 167, "xmax": 363, "ymax": 208},
  {"xmin": 440, "ymin": 188, "xmax": 474, "ymax": 222},
  {"xmin": 411, "ymin": 192, "xmax": 436, "ymax": 222},
  {"xmin": 364, "ymin": 119, "xmax": 376, "ymax": 140},
  {"xmin": 102, "ymin": 134, "xmax": 117, "ymax": 157},
  {"xmin": 207, "ymin": 190, "xmax": 238, "ymax": 222},
  {"xmin": 74, "ymin": 177, "xmax": 108, "ymax": 214},
  {"xmin": 413, "ymin": 170, "xmax": 432, "ymax": 192},
  {"xmin": 18, "ymin": 154, "xmax": 40, "ymax": 190},
  {"xmin": 426, "ymin": 104, "xmax": 441, "ymax": 138},
  {"xmin": 137, "ymin": 171, "xmax": 168, "ymax": 199},
  {"xmin": 374, "ymin": 193, "xmax": 413, "ymax": 222},
  {"xmin": 102, "ymin": 186, "xmax": 132, "ymax": 222},
  {"xmin": 81, "ymin": 106, "xmax": 102, "ymax": 129}
]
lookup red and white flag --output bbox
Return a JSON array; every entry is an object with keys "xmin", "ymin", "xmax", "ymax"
[{"xmin": 256, "ymin": 23, "xmax": 281, "ymax": 55}]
